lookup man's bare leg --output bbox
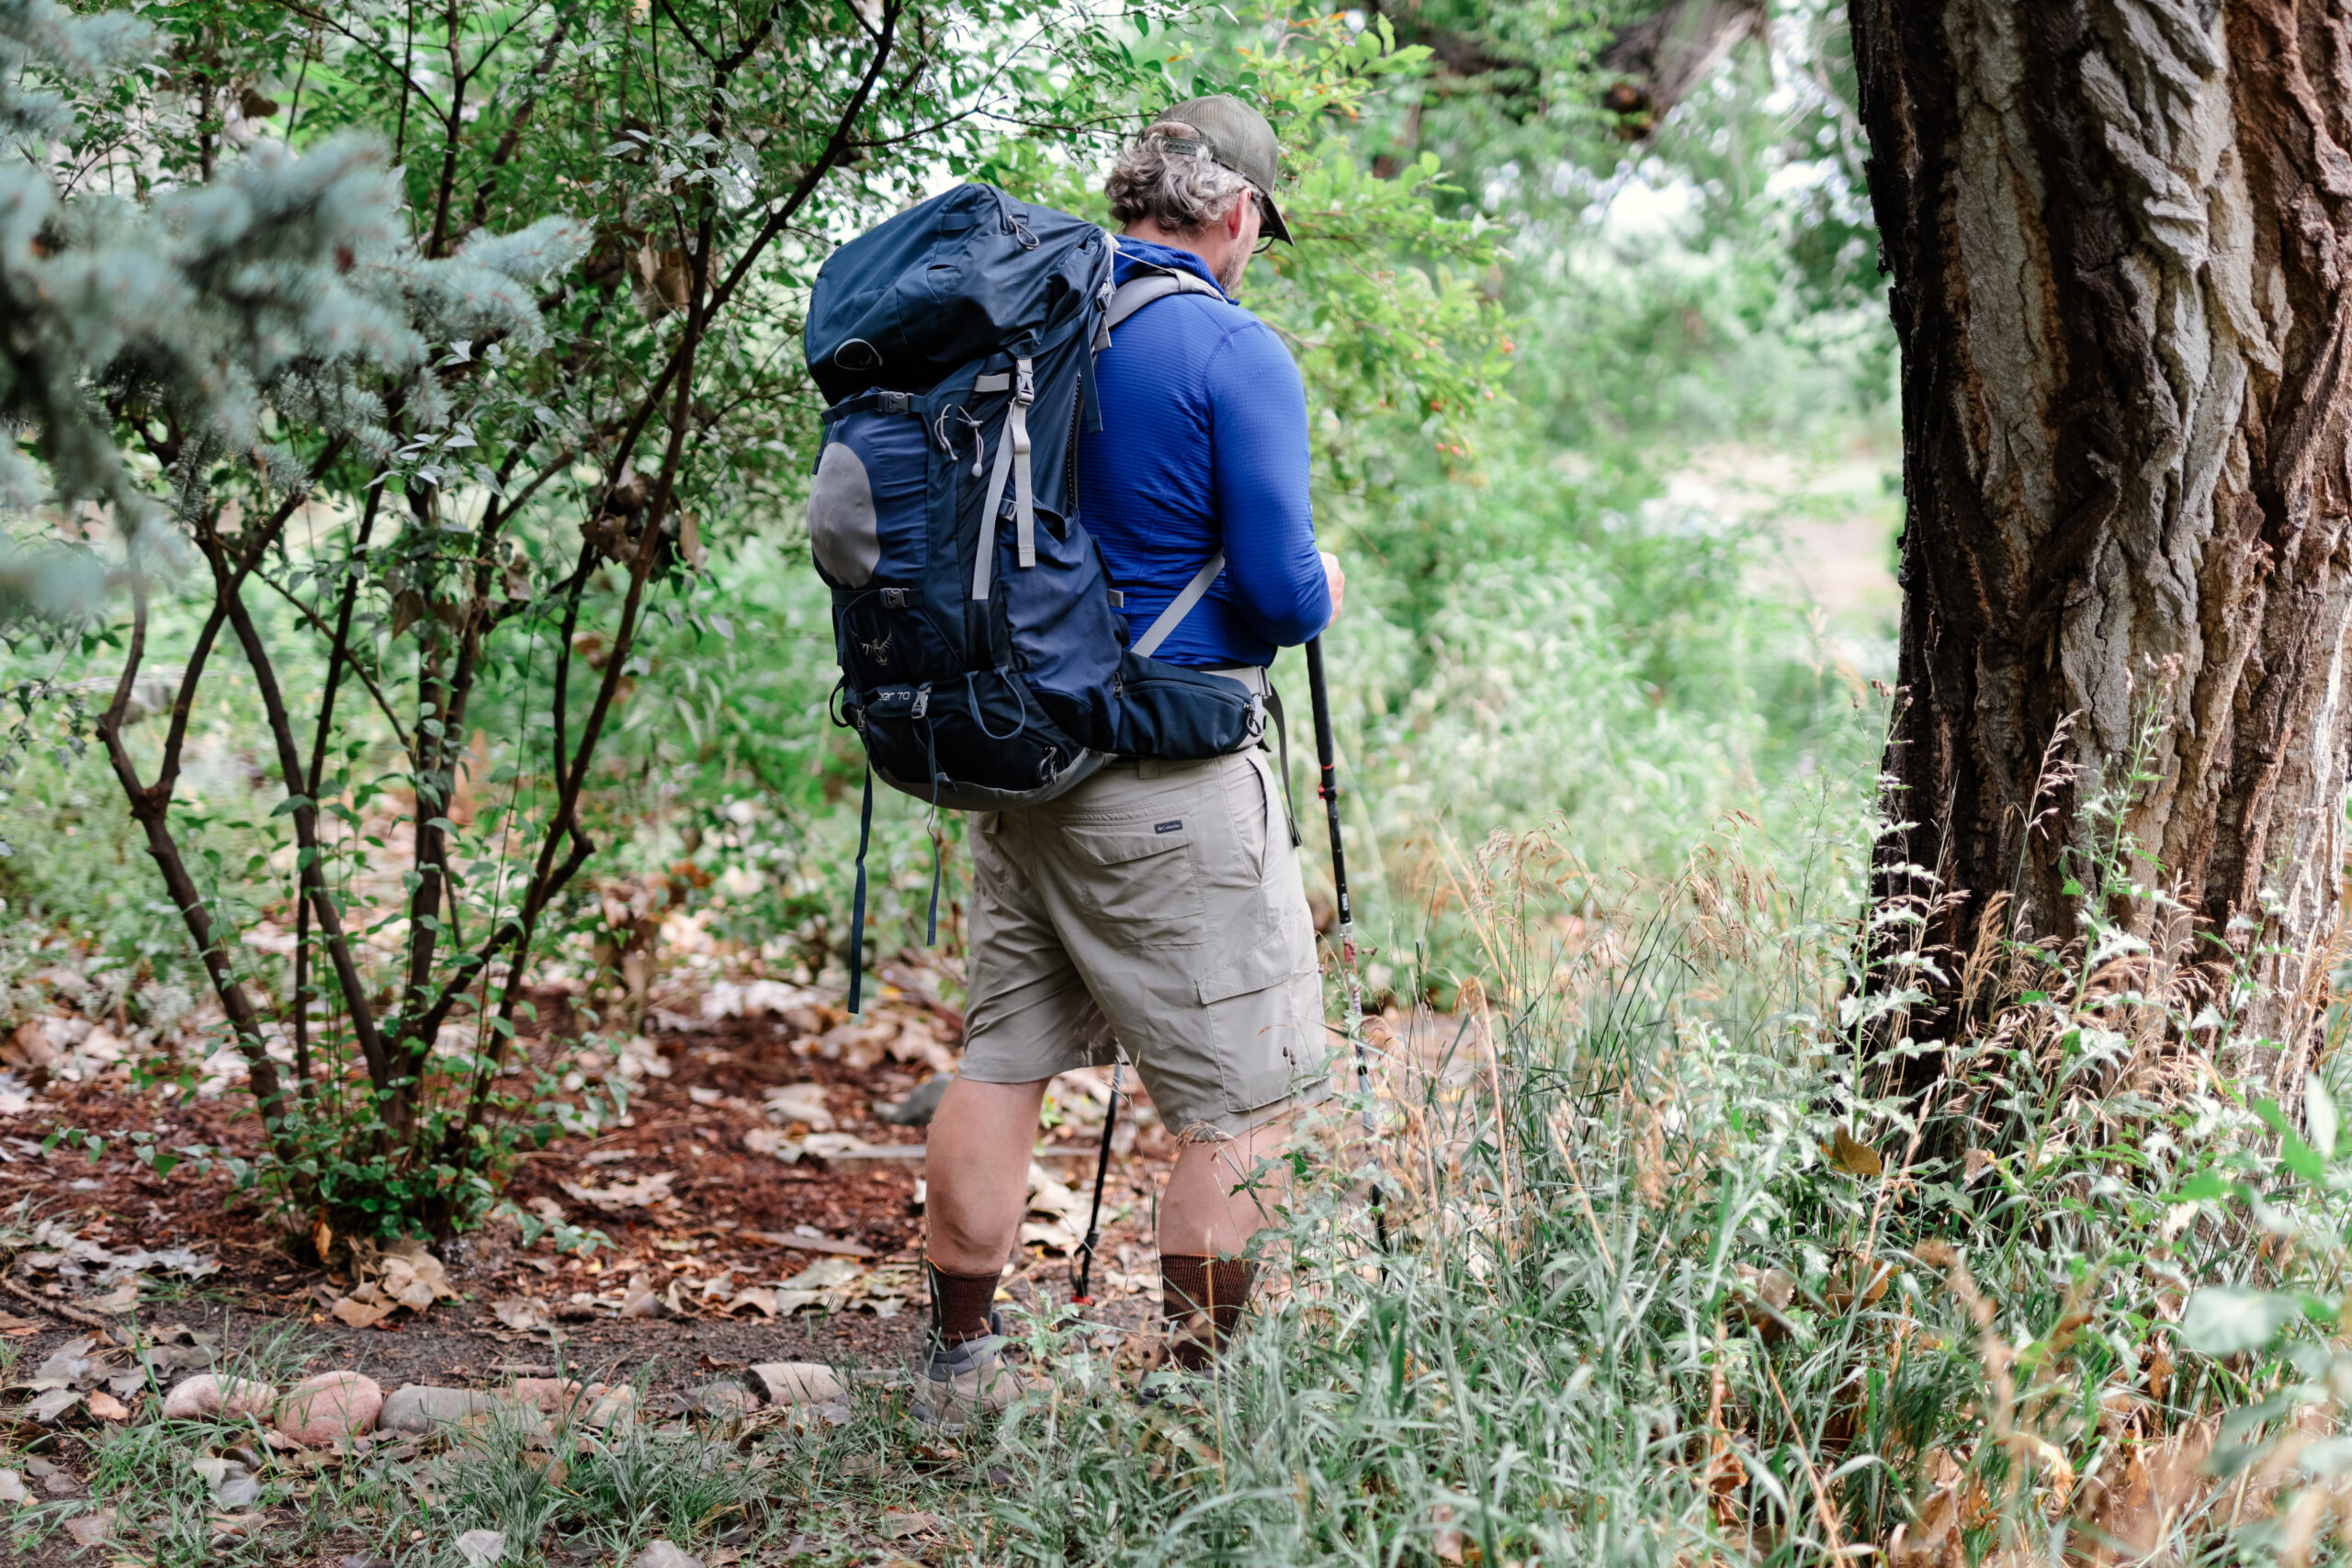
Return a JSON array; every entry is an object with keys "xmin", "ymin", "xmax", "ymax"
[
  {"xmin": 1157, "ymin": 1115, "xmax": 1291, "ymax": 1257},
  {"xmin": 1157, "ymin": 1115, "xmax": 1291, "ymax": 1369},
  {"xmin": 912, "ymin": 1076, "xmax": 1050, "ymax": 1424},
  {"xmin": 924, "ymin": 1076, "xmax": 1050, "ymax": 1277}
]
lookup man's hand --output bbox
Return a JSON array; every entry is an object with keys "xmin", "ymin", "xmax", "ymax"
[{"xmin": 1320, "ymin": 549, "xmax": 1346, "ymax": 622}]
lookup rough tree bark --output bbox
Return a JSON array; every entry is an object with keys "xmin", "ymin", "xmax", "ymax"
[{"xmin": 1850, "ymin": 1, "xmax": 2352, "ymax": 1086}]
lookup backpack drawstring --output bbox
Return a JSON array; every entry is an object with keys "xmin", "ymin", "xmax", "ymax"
[{"xmin": 966, "ymin": 668, "xmax": 1033, "ymax": 742}]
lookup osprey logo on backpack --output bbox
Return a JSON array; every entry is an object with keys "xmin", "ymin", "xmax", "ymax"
[{"xmin": 804, "ymin": 183, "xmax": 1268, "ymax": 1009}]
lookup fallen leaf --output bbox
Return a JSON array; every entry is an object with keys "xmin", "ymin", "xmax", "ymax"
[
  {"xmin": 85, "ymin": 1390, "xmax": 130, "ymax": 1421},
  {"xmin": 559, "ymin": 1171, "xmax": 678, "ymax": 1210},
  {"xmin": 881, "ymin": 1509, "xmax": 940, "ymax": 1540},
  {"xmin": 26, "ymin": 1387, "xmax": 80, "ymax": 1423},
  {"xmin": 88, "ymin": 1278, "xmax": 141, "ymax": 1314},
  {"xmin": 490, "ymin": 1297, "xmax": 552, "ymax": 1333},
  {"xmin": 331, "ymin": 1288, "xmax": 399, "ymax": 1329},
  {"xmin": 726, "ymin": 1287, "xmax": 778, "ymax": 1317},
  {"xmin": 800, "ymin": 1133, "xmax": 876, "ymax": 1159},
  {"xmin": 1826, "ymin": 1125, "xmax": 1883, "ymax": 1177},
  {"xmin": 455, "ymin": 1527, "xmax": 508, "ymax": 1566},
  {"xmin": 779, "ymin": 1257, "xmax": 865, "ymax": 1292},
  {"xmin": 1430, "ymin": 1502, "xmax": 1464, "ymax": 1563},
  {"xmin": 1, "ymin": 1020, "xmax": 58, "ymax": 1069},
  {"xmin": 763, "ymin": 1082, "xmax": 835, "ymax": 1131},
  {"xmin": 1019, "ymin": 1217, "xmax": 1083, "ymax": 1254},
  {"xmin": 62, "ymin": 1507, "xmax": 113, "ymax": 1547},
  {"xmin": 1026, "ymin": 1163, "xmax": 1083, "ymax": 1219},
  {"xmin": 0, "ymin": 1469, "xmax": 23, "ymax": 1504}
]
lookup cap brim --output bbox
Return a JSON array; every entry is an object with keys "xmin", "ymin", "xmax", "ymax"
[{"xmin": 1257, "ymin": 187, "xmax": 1295, "ymax": 245}]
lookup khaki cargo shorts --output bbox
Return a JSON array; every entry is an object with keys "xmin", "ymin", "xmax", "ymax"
[{"xmin": 959, "ymin": 746, "xmax": 1331, "ymax": 1139}]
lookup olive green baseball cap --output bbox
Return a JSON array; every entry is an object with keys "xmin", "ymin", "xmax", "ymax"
[{"xmin": 1156, "ymin": 95, "xmax": 1293, "ymax": 244}]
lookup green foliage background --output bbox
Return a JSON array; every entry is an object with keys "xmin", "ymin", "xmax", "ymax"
[{"xmin": 0, "ymin": 0, "xmax": 1893, "ymax": 1186}]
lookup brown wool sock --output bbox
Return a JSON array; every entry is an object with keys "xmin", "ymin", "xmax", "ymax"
[
  {"xmin": 1160, "ymin": 1254, "xmax": 1257, "ymax": 1371},
  {"xmin": 925, "ymin": 1258, "xmax": 1001, "ymax": 1347}
]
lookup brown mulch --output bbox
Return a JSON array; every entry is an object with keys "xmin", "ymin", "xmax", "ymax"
[{"xmin": 0, "ymin": 979, "xmax": 1178, "ymax": 1403}]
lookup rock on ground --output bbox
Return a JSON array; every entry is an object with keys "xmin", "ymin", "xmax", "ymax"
[
  {"xmin": 275, "ymin": 1371, "xmax": 383, "ymax": 1448},
  {"xmin": 161, "ymin": 1374, "xmax": 278, "ymax": 1422},
  {"xmin": 581, "ymin": 1384, "xmax": 635, "ymax": 1428},
  {"xmin": 747, "ymin": 1362, "xmax": 847, "ymax": 1406},
  {"xmin": 510, "ymin": 1377, "xmax": 582, "ymax": 1414},
  {"xmin": 379, "ymin": 1384, "xmax": 514, "ymax": 1435},
  {"xmin": 693, "ymin": 1382, "xmax": 758, "ymax": 1419},
  {"xmin": 631, "ymin": 1541, "xmax": 705, "ymax": 1568}
]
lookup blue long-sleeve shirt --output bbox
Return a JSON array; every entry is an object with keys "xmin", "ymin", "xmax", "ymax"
[{"xmin": 1077, "ymin": 240, "xmax": 1329, "ymax": 668}]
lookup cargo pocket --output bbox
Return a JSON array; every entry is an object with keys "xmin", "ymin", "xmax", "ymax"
[{"xmin": 1061, "ymin": 818, "xmax": 1205, "ymax": 948}]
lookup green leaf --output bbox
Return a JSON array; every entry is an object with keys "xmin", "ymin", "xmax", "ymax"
[
  {"xmin": 2180, "ymin": 1286, "xmax": 2301, "ymax": 1355},
  {"xmin": 2175, "ymin": 1169, "xmax": 2231, "ymax": 1201},
  {"xmin": 271, "ymin": 794, "xmax": 313, "ymax": 818},
  {"xmin": 2309, "ymin": 1071, "xmax": 2340, "ymax": 1162}
]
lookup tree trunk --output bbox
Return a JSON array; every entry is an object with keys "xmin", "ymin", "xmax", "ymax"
[{"xmin": 1850, "ymin": 1, "xmax": 2352, "ymax": 1087}]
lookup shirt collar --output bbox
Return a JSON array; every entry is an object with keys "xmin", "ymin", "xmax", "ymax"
[{"xmin": 1110, "ymin": 236, "xmax": 1231, "ymax": 300}]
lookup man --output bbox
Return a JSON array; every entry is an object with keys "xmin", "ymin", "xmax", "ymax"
[{"xmin": 914, "ymin": 96, "xmax": 1345, "ymax": 1427}]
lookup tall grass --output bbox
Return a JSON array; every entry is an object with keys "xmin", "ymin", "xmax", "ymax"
[{"xmin": 964, "ymin": 719, "xmax": 2351, "ymax": 1567}]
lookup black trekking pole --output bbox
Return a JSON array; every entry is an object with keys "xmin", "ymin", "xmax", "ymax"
[
  {"xmin": 1305, "ymin": 637, "xmax": 1385, "ymax": 1252},
  {"xmin": 1071, "ymin": 1058, "xmax": 1123, "ymax": 1305}
]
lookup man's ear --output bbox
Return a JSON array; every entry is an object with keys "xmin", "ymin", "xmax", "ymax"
[{"xmin": 1226, "ymin": 193, "xmax": 1250, "ymax": 240}]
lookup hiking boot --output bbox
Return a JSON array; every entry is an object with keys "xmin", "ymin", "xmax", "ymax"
[{"xmin": 911, "ymin": 1313, "xmax": 1028, "ymax": 1430}]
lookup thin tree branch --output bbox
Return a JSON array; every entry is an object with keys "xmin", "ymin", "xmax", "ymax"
[
  {"xmin": 651, "ymin": 0, "xmax": 715, "ymax": 66},
  {"xmin": 218, "ymin": 559, "xmax": 397, "ymax": 1093},
  {"xmin": 471, "ymin": 6, "xmax": 573, "ymax": 229},
  {"xmin": 251, "ymin": 569, "xmax": 413, "ymax": 753},
  {"xmin": 293, "ymin": 483, "xmax": 388, "ymax": 1097}
]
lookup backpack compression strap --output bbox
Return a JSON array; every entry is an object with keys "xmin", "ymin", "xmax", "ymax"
[
  {"xmin": 968, "ymin": 358, "xmax": 1036, "ymax": 600},
  {"xmin": 969, "ymin": 266, "xmax": 1228, "ymax": 604}
]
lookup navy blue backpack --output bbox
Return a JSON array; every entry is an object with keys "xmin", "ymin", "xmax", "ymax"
[{"xmin": 805, "ymin": 184, "xmax": 1262, "ymax": 1005}]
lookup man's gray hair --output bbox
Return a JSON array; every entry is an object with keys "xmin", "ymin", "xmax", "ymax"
[{"xmin": 1105, "ymin": 120, "xmax": 1254, "ymax": 236}]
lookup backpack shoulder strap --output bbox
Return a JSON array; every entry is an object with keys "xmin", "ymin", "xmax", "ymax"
[{"xmin": 1105, "ymin": 265, "xmax": 1227, "ymax": 332}]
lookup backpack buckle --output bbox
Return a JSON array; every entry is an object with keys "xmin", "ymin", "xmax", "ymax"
[
  {"xmin": 1012, "ymin": 360, "xmax": 1035, "ymax": 405},
  {"xmin": 881, "ymin": 587, "xmax": 909, "ymax": 609},
  {"xmin": 912, "ymin": 682, "xmax": 932, "ymax": 719},
  {"xmin": 877, "ymin": 390, "xmax": 910, "ymax": 414}
]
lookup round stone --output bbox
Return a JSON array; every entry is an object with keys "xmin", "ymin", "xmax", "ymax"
[
  {"xmin": 274, "ymin": 1371, "xmax": 383, "ymax": 1448},
  {"xmin": 160, "ymin": 1374, "xmax": 278, "ymax": 1423}
]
